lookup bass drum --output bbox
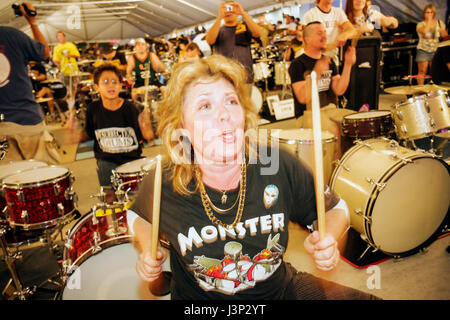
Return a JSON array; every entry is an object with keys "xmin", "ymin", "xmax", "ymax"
[{"xmin": 330, "ymin": 138, "xmax": 450, "ymax": 257}]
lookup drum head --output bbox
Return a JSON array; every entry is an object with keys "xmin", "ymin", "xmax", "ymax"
[
  {"xmin": 369, "ymin": 157, "xmax": 450, "ymax": 255},
  {"xmin": 3, "ymin": 166, "xmax": 68, "ymax": 185},
  {"xmin": 0, "ymin": 160, "xmax": 48, "ymax": 180},
  {"xmin": 271, "ymin": 128, "xmax": 336, "ymax": 144},
  {"xmin": 62, "ymin": 243, "xmax": 170, "ymax": 300},
  {"xmin": 115, "ymin": 158, "xmax": 156, "ymax": 174},
  {"xmin": 344, "ymin": 110, "xmax": 391, "ymax": 120}
]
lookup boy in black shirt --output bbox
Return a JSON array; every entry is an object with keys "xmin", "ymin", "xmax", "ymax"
[{"xmin": 82, "ymin": 63, "xmax": 154, "ymax": 188}]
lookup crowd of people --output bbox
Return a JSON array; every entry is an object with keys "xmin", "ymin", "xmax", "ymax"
[{"xmin": 0, "ymin": 0, "xmax": 449, "ymax": 301}]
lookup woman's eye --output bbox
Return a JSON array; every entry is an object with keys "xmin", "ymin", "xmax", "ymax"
[
  {"xmin": 199, "ymin": 103, "xmax": 210, "ymax": 111},
  {"xmin": 226, "ymin": 98, "xmax": 239, "ymax": 105}
]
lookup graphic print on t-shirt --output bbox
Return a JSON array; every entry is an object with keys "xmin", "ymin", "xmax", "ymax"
[
  {"xmin": 94, "ymin": 126, "xmax": 139, "ymax": 153},
  {"xmin": 189, "ymin": 233, "xmax": 284, "ymax": 295},
  {"xmin": 317, "ymin": 70, "xmax": 333, "ymax": 93},
  {"xmin": 0, "ymin": 52, "xmax": 11, "ymax": 87}
]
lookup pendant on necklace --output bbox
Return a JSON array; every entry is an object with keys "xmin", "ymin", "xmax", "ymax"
[{"xmin": 221, "ymin": 192, "xmax": 227, "ymax": 205}]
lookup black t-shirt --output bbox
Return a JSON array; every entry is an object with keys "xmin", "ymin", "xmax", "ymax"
[
  {"xmin": 130, "ymin": 148, "xmax": 340, "ymax": 299},
  {"xmin": 212, "ymin": 22, "xmax": 254, "ymax": 83},
  {"xmin": 288, "ymin": 53, "xmax": 338, "ymax": 118},
  {"xmin": 84, "ymin": 99, "xmax": 143, "ymax": 163}
]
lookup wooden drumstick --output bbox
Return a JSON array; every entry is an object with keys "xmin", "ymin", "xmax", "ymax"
[
  {"xmin": 310, "ymin": 71, "xmax": 326, "ymax": 241},
  {"xmin": 151, "ymin": 154, "xmax": 162, "ymax": 260},
  {"xmin": 144, "ymin": 62, "xmax": 150, "ymax": 112}
]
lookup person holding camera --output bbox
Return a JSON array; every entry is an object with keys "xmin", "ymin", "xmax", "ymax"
[
  {"xmin": 0, "ymin": 2, "xmax": 61, "ymax": 164},
  {"xmin": 205, "ymin": 1, "xmax": 262, "ymax": 84}
]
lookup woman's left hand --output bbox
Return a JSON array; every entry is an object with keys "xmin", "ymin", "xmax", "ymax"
[{"xmin": 304, "ymin": 231, "xmax": 340, "ymax": 271}]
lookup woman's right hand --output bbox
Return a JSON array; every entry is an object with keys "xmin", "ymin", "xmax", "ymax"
[{"xmin": 136, "ymin": 247, "xmax": 167, "ymax": 283}]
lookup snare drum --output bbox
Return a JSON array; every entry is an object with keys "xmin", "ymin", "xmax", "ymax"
[
  {"xmin": 391, "ymin": 96, "xmax": 434, "ymax": 140},
  {"xmin": 3, "ymin": 166, "xmax": 77, "ymax": 229},
  {"xmin": 342, "ymin": 111, "xmax": 394, "ymax": 139},
  {"xmin": 330, "ymin": 138, "xmax": 450, "ymax": 257},
  {"xmin": 270, "ymin": 128, "xmax": 337, "ymax": 184},
  {"xmin": 61, "ymin": 207, "xmax": 170, "ymax": 300},
  {"xmin": 112, "ymin": 157, "xmax": 157, "ymax": 192},
  {"xmin": 426, "ymin": 90, "xmax": 450, "ymax": 133}
]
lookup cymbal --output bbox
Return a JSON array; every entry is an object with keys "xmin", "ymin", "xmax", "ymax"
[
  {"xmin": 79, "ymin": 79, "xmax": 93, "ymax": 84},
  {"xmin": 256, "ymin": 58, "xmax": 273, "ymax": 63},
  {"xmin": 68, "ymin": 71, "xmax": 91, "ymax": 77},
  {"xmin": 133, "ymin": 85, "xmax": 160, "ymax": 94},
  {"xmin": 77, "ymin": 59, "xmax": 95, "ymax": 65},
  {"xmin": 41, "ymin": 79, "xmax": 62, "ymax": 84},
  {"xmin": 0, "ymin": 122, "xmax": 59, "ymax": 136},
  {"xmin": 272, "ymin": 28, "xmax": 288, "ymax": 35},
  {"xmin": 36, "ymin": 97, "xmax": 53, "ymax": 103},
  {"xmin": 384, "ymin": 84, "xmax": 449, "ymax": 95},
  {"xmin": 438, "ymin": 39, "xmax": 450, "ymax": 48}
]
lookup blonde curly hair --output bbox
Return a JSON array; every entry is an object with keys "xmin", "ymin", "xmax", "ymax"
[{"xmin": 156, "ymin": 55, "xmax": 259, "ymax": 196}]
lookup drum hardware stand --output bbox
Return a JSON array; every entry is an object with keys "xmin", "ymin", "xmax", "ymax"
[{"xmin": 0, "ymin": 227, "xmax": 35, "ymax": 300}]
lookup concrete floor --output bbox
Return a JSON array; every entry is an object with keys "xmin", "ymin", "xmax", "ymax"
[{"xmin": 1, "ymin": 93, "xmax": 449, "ymax": 300}]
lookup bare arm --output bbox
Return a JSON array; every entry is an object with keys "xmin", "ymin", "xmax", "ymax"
[
  {"xmin": 126, "ymin": 55, "xmax": 136, "ymax": 85},
  {"xmin": 332, "ymin": 46, "xmax": 356, "ymax": 96},
  {"xmin": 149, "ymin": 52, "xmax": 165, "ymax": 73},
  {"xmin": 133, "ymin": 216, "xmax": 167, "ymax": 283},
  {"xmin": 379, "ymin": 13, "xmax": 398, "ymax": 29},
  {"xmin": 234, "ymin": 2, "xmax": 262, "ymax": 38},
  {"xmin": 21, "ymin": 2, "xmax": 50, "ymax": 59},
  {"xmin": 205, "ymin": 3, "xmax": 226, "ymax": 45}
]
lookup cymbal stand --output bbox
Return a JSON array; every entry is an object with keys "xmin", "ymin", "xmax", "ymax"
[
  {"xmin": 279, "ymin": 45, "xmax": 290, "ymax": 99},
  {"xmin": 0, "ymin": 114, "xmax": 8, "ymax": 161},
  {"xmin": 0, "ymin": 227, "xmax": 34, "ymax": 300}
]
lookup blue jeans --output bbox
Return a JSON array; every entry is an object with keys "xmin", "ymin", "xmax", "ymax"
[{"xmin": 96, "ymin": 158, "xmax": 120, "ymax": 187}]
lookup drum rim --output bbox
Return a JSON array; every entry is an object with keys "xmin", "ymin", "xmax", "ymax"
[
  {"xmin": 9, "ymin": 209, "xmax": 77, "ymax": 230},
  {"xmin": 114, "ymin": 157, "xmax": 156, "ymax": 175},
  {"xmin": 2, "ymin": 166, "xmax": 71, "ymax": 189},
  {"xmin": 364, "ymin": 154, "xmax": 449, "ymax": 257},
  {"xmin": 426, "ymin": 89, "xmax": 448, "ymax": 98},
  {"xmin": 0, "ymin": 160, "xmax": 48, "ymax": 180},
  {"xmin": 270, "ymin": 129, "xmax": 337, "ymax": 144},
  {"xmin": 63, "ymin": 235, "xmax": 132, "ymax": 275},
  {"xmin": 343, "ymin": 110, "xmax": 392, "ymax": 121}
]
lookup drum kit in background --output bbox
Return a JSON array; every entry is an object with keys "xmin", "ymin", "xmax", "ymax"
[
  {"xmin": 269, "ymin": 88, "xmax": 450, "ymax": 260},
  {"xmin": 0, "ymin": 156, "xmax": 167, "ymax": 300}
]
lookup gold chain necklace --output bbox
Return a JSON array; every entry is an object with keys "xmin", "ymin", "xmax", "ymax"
[{"xmin": 196, "ymin": 162, "xmax": 247, "ymax": 229}]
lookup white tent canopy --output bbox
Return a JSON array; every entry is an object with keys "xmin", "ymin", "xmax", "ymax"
[{"xmin": 0, "ymin": 0, "xmax": 316, "ymax": 43}]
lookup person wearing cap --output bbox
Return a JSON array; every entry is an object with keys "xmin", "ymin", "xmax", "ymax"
[{"xmin": 126, "ymin": 38, "xmax": 166, "ymax": 101}]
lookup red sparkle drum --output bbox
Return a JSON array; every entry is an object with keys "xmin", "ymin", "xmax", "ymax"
[
  {"xmin": 330, "ymin": 138, "xmax": 450, "ymax": 257},
  {"xmin": 112, "ymin": 157, "xmax": 157, "ymax": 192},
  {"xmin": 61, "ymin": 205, "xmax": 170, "ymax": 300},
  {"xmin": 341, "ymin": 111, "xmax": 395, "ymax": 139},
  {"xmin": 63, "ymin": 204, "xmax": 129, "ymax": 269},
  {"xmin": 0, "ymin": 160, "xmax": 48, "ymax": 224},
  {"xmin": 3, "ymin": 166, "xmax": 77, "ymax": 230}
]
